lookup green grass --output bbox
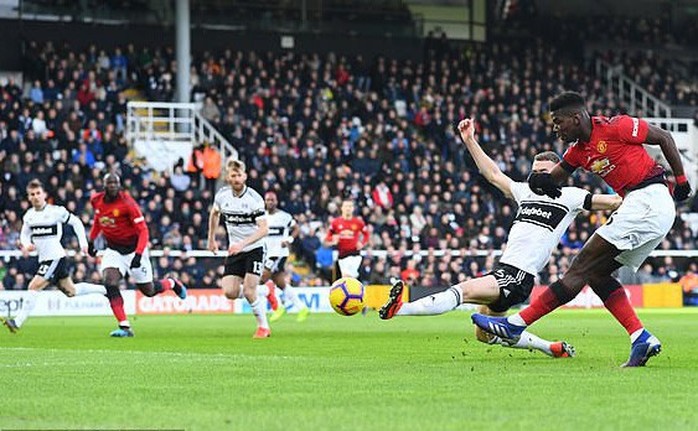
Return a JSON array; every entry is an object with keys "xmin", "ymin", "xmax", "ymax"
[{"xmin": 1, "ymin": 309, "xmax": 697, "ymax": 430}]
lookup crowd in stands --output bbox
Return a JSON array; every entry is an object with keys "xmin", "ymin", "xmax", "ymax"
[
  {"xmin": 2, "ymin": 32, "xmax": 698, "ymax": 293},
  {"xmin": 538, "ymin": 14, "xmax": 698, "ymax": 108}
]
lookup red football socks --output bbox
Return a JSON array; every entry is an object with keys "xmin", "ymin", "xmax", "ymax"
[
  {"xmin": 520, "ymin": 286, "xmax": 563, "ymax": 325},
  {"xmin": 108, "ymin": 296, "xmax": 128, "ymax": 323},
  {"xmin": 603, "ymin": 288, "xmax": 643, "ymax": 335}
]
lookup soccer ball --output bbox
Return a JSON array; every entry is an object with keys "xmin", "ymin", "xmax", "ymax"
[{"xmin": 329, "ymin": 277, "xmax": 365, "ymax": 316}]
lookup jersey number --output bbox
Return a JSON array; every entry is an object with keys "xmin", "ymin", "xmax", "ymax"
[{"xmin": 253, "ymin": 261, "xmax": 263, "ymax": 274}]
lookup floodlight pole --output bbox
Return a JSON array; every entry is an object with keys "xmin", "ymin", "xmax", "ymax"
[{"xmin": 175, "ymin": 0, "xmax": 191, "ymax": 103}]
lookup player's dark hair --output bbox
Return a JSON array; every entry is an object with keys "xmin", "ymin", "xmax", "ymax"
[
  {"xmin": 26, "ymin": 179, "xmax": 43, "ymax": 190},
  {"xmin": 534, "ymin": 151, "xmax": 561, "ymax": 164},
  {"xmin": 104, "ymin": 171, "xmax": 122, "ymax": 183},
  {"xmin": 550, "ymin": 92, "xmax": 586, "ymax": 113}
]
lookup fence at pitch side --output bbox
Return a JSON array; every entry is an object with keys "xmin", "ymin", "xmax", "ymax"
[{"xmin": 0, "ymin": 283, "xmax": 684, "ymax": 318}]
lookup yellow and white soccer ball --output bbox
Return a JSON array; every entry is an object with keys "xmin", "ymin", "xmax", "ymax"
[{"xmin": 329, "ymin": 277, "xmax": 365, "ymax": 316}]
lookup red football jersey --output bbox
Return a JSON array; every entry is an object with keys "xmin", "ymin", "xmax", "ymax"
[
  {"xmin": 325, "ymin": 216, "xmax": 368, "ymax": 258},
  {"xmin": 562, "ymin": 115, "xmax": 664, "ymax": 196},
  {"xmin": 89, "ymin": 191, "xmax": 149, "ymax": 254}
]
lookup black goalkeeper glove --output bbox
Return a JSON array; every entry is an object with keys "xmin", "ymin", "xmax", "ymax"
[
  {"xmin": 528, "ymin": 172, "xmax": 562, "ymax": 199},
  {"xmin": 130, "ymin": 253, "xmax": 142, "ymax": 269},
  {"xmin": 87, "ymin": 242, "xmax": 97, "ymax": 257},
  {"xmin": 674, "ymin": 180, "xmax": 691, "ymax": 202}
]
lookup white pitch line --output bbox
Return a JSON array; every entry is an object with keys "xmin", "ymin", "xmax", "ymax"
[{"xmin": 0, "ymin": 346, "xmax": 301, "ymax": 362}]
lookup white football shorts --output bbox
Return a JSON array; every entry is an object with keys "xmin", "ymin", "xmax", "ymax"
[
  {"xmin": 337, "ymin": 254, "xmax": 362, "ymax": 278},
  {"xmin": 596, "ymin": 183, "xmax": 675, "ymax": 272},
  {"xmin": 100, "ymin": 247, "xmax": 154, "ymax": 283}
]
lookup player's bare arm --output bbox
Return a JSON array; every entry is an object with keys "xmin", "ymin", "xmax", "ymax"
[
  {"xmin": 457, "ymin": 118, "xmax": 514, "ymax": 198},
  {"xmin": 207, "ymin": 205, "xmax": 220, "ymax": 252},
  {"xmin": 590, "ymin": 194, "xmax": 623, "ymax": 211},
  {"xmin": 644, "ymin": 124, "xmax": 691, "ymax": 200},
  {"xmin": 229, "ymin": 217, "xmax": 269, "ymax": 255},
  {"xmin": 645, "ymin": 124, "xmax": 685, "ymax": 177},
  {"xmin": 549, "ymin": 163, "xmax": 571, "ymax": 184},
  {"xmin": 282, "ymin": 223, "xmax": 300, "ymax": 248}
]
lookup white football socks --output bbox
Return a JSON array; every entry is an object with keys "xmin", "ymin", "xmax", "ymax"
[
  {"xmin": 281, "ymin": 286, "xmax": 307, "ymax": 311},
  {"xmin": 256, "ymin": 284, "xmax": 270, "ymax": 297},
  {"xmin": 74, "ymin": 282, "xmax": 107, "ymax": 296},
  {"xmin": 489, "ymin": 330, "xmax": 554, "ymax": 356},
  {"xmin": 507, "ymin": 313, "xmax": 527, "ymax": 327},
  {"xmin": 14, "ymin": 289, "xmax": 40, "ymax": 327},
  {"xmin": 397, "ymin": 287, "xmax": 461, "ymax": 316},
  {"xmin": 250, "ymin": 297, "xmax": 270, "ymax": 329}
]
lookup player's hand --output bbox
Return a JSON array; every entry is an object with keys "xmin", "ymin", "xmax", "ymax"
[
  {"xmin": 673, "ymin": 179, "xmax": 691, "ymax": 201},
  {"xmin": 130, "ymin": 253, "xmax": 142, "ymax": 269},
  {"xmin": 22, "ymin": 244, "xmax": 36, "ymax": 252},
  {"xmin": 87, "ymin": 241, "xmax": 97, "ymax": 257},
  {"xmin": 457, "ymin": 118, "xmax": 476, "ymax": 142},
  {"xmin": 528, "ymin": 172, "xmax": 562, "ymax": 199},
  {"xmin": 228, "ymin": 242, "xmax": 243, "ymax": 255},
  {"xmin": 208, "ymin": 239, "xmax": 219, "ymax": 253},
  {"xmin": 80, "ymin": 247, "xmax": 88, "ymax": 257}
]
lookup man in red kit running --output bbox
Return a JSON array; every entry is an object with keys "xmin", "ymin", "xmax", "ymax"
[
  {"xmin": 89, "ymin": 173, "xmax": 187, "ymax": 337},
  {"xmin": 324, "ymin": 196, "xmax": 369, "ymax": 281},
  {"xmin": 473, "ymin": 91, "xmax": 692, "ymax": 367}
]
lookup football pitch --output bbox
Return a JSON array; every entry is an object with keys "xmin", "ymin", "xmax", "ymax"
[{"xmin": 1, "ymin": 309, "xmax": 696, "ymax": 430}]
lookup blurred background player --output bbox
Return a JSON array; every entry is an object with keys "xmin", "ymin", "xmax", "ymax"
[
  {"xmin": 89, "ymin": 173, "xmax": 187, "ymax": 338},
  {"xmin": 208, "ymin": 159, "xmax": 271, "ymax": 338},
  {"xmin": 324, "ymin": 196, "xmax": 369, "ymax": 281},
  {"xmin": 261, "ymin": 191, "xmax": 310, "ymax": 323},
  {"xmin": 473, "ymin": 91, "xmax": 692, "ymax": 367},
  {"xmin": 380, "ymin": 118, "xmax": 622, "ymax": 358},
  {"xmin": 2, "ymin": 180, "xmax": 106, "ymax": 333}
]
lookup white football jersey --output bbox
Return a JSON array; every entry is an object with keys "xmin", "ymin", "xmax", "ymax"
[
  {"xmin": 264, "ymin": 209, "xmax": 296, "ymax": 258},
  {"xmin": 20, "ymin": 204, "xmax": 83, "ymax": 261},
  {"xmin": 500, "ymin": 181, "xmax": 590, "ymax": 276},
  {"xmin": 213, "ymin": 185, "xmax": 267, "ymax": 253}
]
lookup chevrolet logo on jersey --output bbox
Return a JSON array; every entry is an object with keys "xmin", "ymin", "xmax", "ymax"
[
  {"xmin": 113, "ymin": 209, "xmax": 120, "ymax": 217},
  {"xmin": 590, "ymin": 158, "xmax": 616, "ymax": 177},
  {"xmin": 99, "ymin": 216, "xmax": 116, "ymax": 226}
]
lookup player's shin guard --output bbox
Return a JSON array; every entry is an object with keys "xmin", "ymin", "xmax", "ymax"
[
  {"xmin": 519, "ymin": 280, "xmax": 576, "ymax": 325},
  {"xmin": 106, "ymin": 284, "xmax": 130, "ymax": 328},
  {"xmin": 591, "ymin": 278, "xmax": 643, "ymax": 336}
]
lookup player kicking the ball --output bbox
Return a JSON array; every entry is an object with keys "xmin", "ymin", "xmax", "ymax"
[
  {"xmin": 2, "ymin": 179, "xmax": 107, "ymax": 333},
  {"xmin": 89, "ymin": 173, "xmax": 187, "ymax": 337},
  {"xmin": 380, "ymin": 118, "xmax": 622, "ymax": 359},
  {"xmin": 472, "ymin": 92, "xmax": 691, "ymax": 367},
  {"xmin": 261, "ymin": 191, "xmax": 310, "ymax": 323},
  {"xmin": 208, "ymin": 159, "xmax": 271, "ymax": 338}
]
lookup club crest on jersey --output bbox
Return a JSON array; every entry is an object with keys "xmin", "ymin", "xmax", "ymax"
[
  {"xmin": 597, "ymin": 140, "xmax": 607, "ymax": 154},
  {"xmin": 590, "ymin": 158, "xmax": 616, "ymax": 177}
]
